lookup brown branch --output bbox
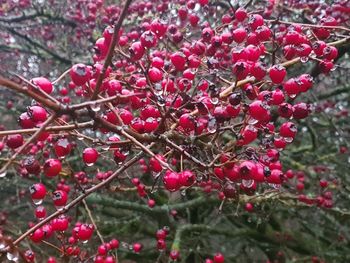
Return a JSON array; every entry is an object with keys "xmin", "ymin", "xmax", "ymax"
[{"xmin": 91, "ymin": 0, "xmax": 133, "ymax": 100}]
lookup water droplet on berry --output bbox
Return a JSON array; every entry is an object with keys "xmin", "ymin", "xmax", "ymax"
[
  {"xmin": 289, "ymin": 94, "xmax": 297, "ymax": 99},
  {"xmin": 154, "ymin": 84, "xmax": 163, "ymax": 96},
  {"xmin": 300, "ymin": 57, "xmax": 309, "ymax": 63},
  {"xmin": 55, "ymin": 205, "xmax": 64, "ymax": 211},
  {"xmin": 0, "ymin": 171, "xmax": 7, "ymax": 178},
  {"xmin": 242, "ymin": 179, "xmax": 254, "ymax": 188},
  {"xmin": 284, "ymin": 137, "xmax": 294, "ymax": 143},
  {"xmin": 101, "ymin": 145, "xmax": 110, "ymax": 151},
  {"xmin": 269, "ymin": 183, "xmax": 281, "ymax": 189},
  {"xmin": 248, "ymin": 118, "xmax": 259, "ymax": 125},
  {"xmin": 210, "ymin": 97, "xmax": 219, "ymax": 105},
  {"xmin": 207, "ymin": 117, "xmax": 217, "ymax": 133},
  {"xmin": 330, "ymin": 65, "xmax": 337, "ymax": 71},
  {"xmin": 33, "ymin": 199, "xmax": 43, "ymax": 205},
  {"xmin": 7, "ymin": 251, "xmax": 19, "ymax": 262},
  {"xmin": 91, "ymin": 103, "xmax": 101, "ymax": 112}
]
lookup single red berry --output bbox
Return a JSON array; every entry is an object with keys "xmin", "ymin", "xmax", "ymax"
[
  {"xmin": 27, "ymin": 105, "xmax": 47, "ymax": 122},
  {"xmin": 30, "ymin": 228, "xmax": 44, "ymax": 243},
  {"xmin": 170, "ymin": 250, "xmax": 180, "ymax": 260},
  {"xmin": 245, "ymin": 202, "xmax": 254, "ymax": 212},
  {"xmin": 133, "ymin": 243, "xmax": 143, "ymax": 253},
  {"xmin": 279, "ymin": 122, "xmax": 297, "ymax": 138},
  {"xmin": 54, "ymin": 138, "xmax": 72, "ymax": 158},
  {"xmin": 148, "ymin": 199, "xmax": 156, "ymax": 208},
  {"xmin": 269, "ymin": 65, "xmax": 286, "ymax": 84},
  {"xmin": 179, "ymin": 113, "xmax": 196, "ymax": 132},
  {"xmin": 51, "ymin": 215, "xmax": 69, "ymax": 231},
  {"xmin": 109, "ymin": 238, "xmax": 119, "ymax": 249},
  {"xmin": 52, "ymin": 190, "xmax": 68, "ymax": 207},
  {"xmin": 235, "ymin": 8, "xmax": 247, "ymax": 22},
  {"xmin": 35, "ymin": 205, "xmax": 47, "ymax": 219},
  {"xmin": 170, "ymin": 52, "xmax": 187, "ymax": 71},
  {"xmin": 83, "ymin": 148, "xmax": 99, "ymax": 165},
  {"xmin": 77, "ymin": 223, "xmax": 94, "ymax": 241},
  {"xmin": 29, "ymin": 183, "xmax": 47, "ymax": 200},
  {"xmin": 24, "ymin": 250, "xmax": 35, "ymax": 262},
  {"xmin": 6, "ymin": 134, "xmax": 24, "ymax": 149},
  {"xmin": 213, "ymin": 253, "xmax": 225, "ymax": 263},
  {"xmin": 163, "ymin": 171, "xmax": 180, "ymax": 192},
  {"xmin": 140, "ymin": 30, "xmax": 158, "ymax": 48},
  {"xmin": 248, "ymin": 100, "xmax": 270, "ymax": 121},
  {"xmin": 148, "ymin": 67, "xmax": 163, "ymax": 83},
  {"xmin": 70, "ymin": 64, "xmax": 91, "ymax": 86},
  {"xmin": 31, "ymin": 77, "xmax": 53, "ymax": 94},
  {"xmin": 319, "ymin": 179, "xmax": 328, "ymax": 188},
  {"xmin": 44, "ymin": 159, "xmax": 62, "ymax": 177}
]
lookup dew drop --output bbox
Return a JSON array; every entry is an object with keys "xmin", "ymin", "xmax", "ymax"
[
  {"xmin": 101, "ymin": 145, "xmax": 110, "ymax": 151},
  {"xmin": 284, "ymin": 137, "xmax": 294, "ymax": 143},
  {"xmin": 91, "ymin": 103, "xmax": 101, "ymax": 112},
  {"xmin": 180, "ymin": 190, "xmax": 186, "ymax": 196},
  {"xmin": 300, "ymin": 57, "xmax": 309, "ymax": 63},
  {"xmin": 86, "ymin": 162, "xmax": 94, "ymax": 167},
  {"xmin": 330, "ymin": 65, "xmax": 337, "ymax": 71},
  {"xmin": 7, "ymin": 251, "xmax": 19, "ymax": 262},
  {"xmin": 0, "ymin": 171, "xmax": 7, "ymax": 178},
  {"xmin": 242, "ymin": 179, "xmax": 254, "ymax": 188},
  {"xmin": 154, "ymin": 84, "xmax": 163, "ymax": 96},
  {"xmin": 77, "ymin": 136, "xmax": 84, "ymax": 141},
  {"xmin": 33, "ymin": 199, "xmax": 43, "ymax": 205},
  {"xmin": 289, "ymin": 94, "xmax": 297, "ymax": 99},
  {"xmin": 207, "ymin": 117, "xmax": 217, "ymax": 134},
  {"xmin": 55, "ymin": 206, "xmax": 64, "ymax": 211},
  {"xmin": 248, "ymin": 118, "xmax": 259, "ymax": 125},
  {"xmin": 82, "ymin": 240, "xmax": 89, "ymax": 244},
  {"xmin": 210, "ymin": 97, "xmax": 219, "ymax": 105},
  {"xmin": 269, "ymin": 183, "xmax": 281, "ymax": 189}
]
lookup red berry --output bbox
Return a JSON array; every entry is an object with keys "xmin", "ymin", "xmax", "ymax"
[
  {"xmin": 27, "ymin": 105, "xmax": 47, "ymax": 122},
  {"xmin": 31, "ymin": 77, "xmax": 53, "ymax": 94},
  {"xmin": 179, "ymin": 113, "xmax": 196, "ymax": 132},
  {"xmin": 235, "ymin": 8, "xmax": 247, "ymax": 22},
  {"xmin": 52, "ymin": 190, "xmax": 68, "ymax": 207},
  {"xmin": 269, "ymin": 65, "xmax": 286, "ymax": 84},
  {"xmin": 70, "ymin": 64, "xmax": 91, "ymax": 86},
  {"xmin": 109, "ymin": 238, "xmax": 119, "ymax": 249},
  {"xmin": 83, "ymin": 148, "xmax": 99, "ymax": 165},
  {"xmin": 54, "ymin": 138, "xmax": 72, "ymax": 158},
  {"xmin": 170, "ymin": 52, "xmax": 187, "ymax": 71},
  {"xmin": 279, "ymin": 122, "xmax": 297, "ymax": 138},
  {"xmin": 163, "ymin": 171, "xmax": 180, "ymax": 192},
  {"xmin": 140, "ymin": 30, "xmax": 158, "ymax": 48},
  {"xmin": 213, "ymin": 253, "xmax": 225, "ymax": 263},
  {"xmin": 35, "ymin": 206, "xmax": 47, "ymax": 219},
  {"xmin": 148, "ymin": 67, "xmax": 163, "ymax": 83},
  {"xmin": 6, "ymin": 134, "xmax": 24, "ymax": 149},
  {"xmin": 29, "ymin": 183, "xmax": 46, "ymax": 200},
  {"xmin": 77, "ymin": 223, "xmax": 94, "ymax": 241},
  {"xmin": 133, "ymin": 243, "xmax": 143, "ymax": 253},
  {"xmin": 44, "ymin": 159, "xmax": 62, "ymax": 177},
  {"xmin": 249, "ymin": 100, "xmax": 270, "ymax": 121},
  {"xmin": 245, "ymin": 202, "xmax": 254, "ymax": 212},
  {"xmin": 30, "ymin": 228, "xmax": 44, "ymax": 243},
  {"xmin": 51, "ymin": 215, "xmax": 69, "ymax": 231}
]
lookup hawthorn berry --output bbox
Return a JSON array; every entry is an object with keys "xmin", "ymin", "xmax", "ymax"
[{"xmin": 44, "ymin": 159, "xmax": 62, "ymax": 177}]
